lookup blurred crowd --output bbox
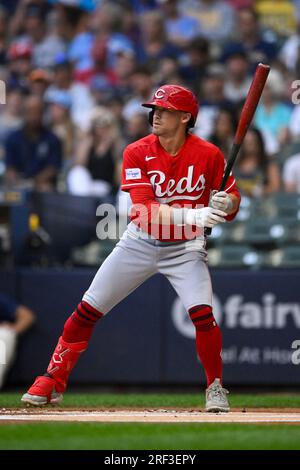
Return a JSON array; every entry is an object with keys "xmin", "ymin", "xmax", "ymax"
[{"xmin": 0, "ymin": 0, "xmax": 300, "ymax": 199}]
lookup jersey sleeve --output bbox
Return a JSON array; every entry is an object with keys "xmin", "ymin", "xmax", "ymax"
[
  {"xmin": 212, "ymin": 149, "xmax": 241, "ymax": 222},
  {"xmin": 121, "ymin": 147, "xmax": 153, "ymax": 192}
]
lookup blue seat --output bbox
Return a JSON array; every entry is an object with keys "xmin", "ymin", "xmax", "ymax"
[{"xmin": 208, "ymin": 244, "xmax": 263, "ymax": 268}]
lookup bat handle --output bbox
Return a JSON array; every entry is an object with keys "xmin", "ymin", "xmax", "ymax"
[
  {"xmin": 204, "ymin": 189, "xmax": 219, "ymax": 236},
  {"xmin": 204, "ymin": 143, "xmax": 241, "ymax": 237}
]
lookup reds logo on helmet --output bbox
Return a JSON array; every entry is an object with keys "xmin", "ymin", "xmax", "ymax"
[
  {"xmin": 142, "ymin": 84, "xmax": 199, "ymax": 126},
  {"xmin": 154, "ymin": 88, "xmax": 166, "ymax": 99}
]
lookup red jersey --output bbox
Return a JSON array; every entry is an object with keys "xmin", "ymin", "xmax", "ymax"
[{"xmin": 121, "ymin": 133, "xmax": 240, "ymax": 241}]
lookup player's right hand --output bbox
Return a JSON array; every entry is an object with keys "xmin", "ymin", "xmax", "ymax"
[{"xmin": 186, "ymin": 207, "xmax": 227, "ymax": 228}]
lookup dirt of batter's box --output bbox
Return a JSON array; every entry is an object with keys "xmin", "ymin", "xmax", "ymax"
[
  {"xmin": 1, "ymin": 407, "xmax": 300, "ymax": 415},
  {"xmin": 2, "ymin": 407, "xmax": 198, "ymax": 415}
]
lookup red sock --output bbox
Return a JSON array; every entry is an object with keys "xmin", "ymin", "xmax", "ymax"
[
  {"xmin": 62, "ymin": 300, "xmax": 103, "ymax": 342},
  {"xmin": 188, "ymin": 305, "xmax": 222, "ymax": 387}
]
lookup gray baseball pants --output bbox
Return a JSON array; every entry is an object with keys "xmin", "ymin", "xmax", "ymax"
[{"xmin": 83, "ymin": 222, "xmax": 212, "ymax": 314}]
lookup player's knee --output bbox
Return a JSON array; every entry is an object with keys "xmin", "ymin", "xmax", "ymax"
[{"xmin": 188, "ymin": 304, "xmax": 217, "ymax": 331}]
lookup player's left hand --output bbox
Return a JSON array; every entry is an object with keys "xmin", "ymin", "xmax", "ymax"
[{"xmin": 211, "ymin": 191, "xmax": 233, "ymax": 213}]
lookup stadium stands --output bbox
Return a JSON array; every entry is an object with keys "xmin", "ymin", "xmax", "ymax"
[{"xmin": 0, "ymin": 0, "xmax": 299, "ymax": 269}]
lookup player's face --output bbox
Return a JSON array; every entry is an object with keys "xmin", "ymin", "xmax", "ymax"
[{"xmin": 152, "ymin": 106, "xmax": 190, "ymax": 137}]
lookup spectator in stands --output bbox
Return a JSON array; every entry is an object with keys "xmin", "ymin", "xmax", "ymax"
[
  {"xmin": 0, "ymin": 292, "xmax": 35, "ymax": 390},
  {"xmin": 283, "ymin": 152, "xmax": 300, "ymax": 193},
  {"xmin": 227, "ymin": 0, "xmax": 252, "ymax": 8},
  {"xmin": 178, "ymin": 0, "xmax": 235, "ymax": 42},
  {"xmin": 279, "ymin": 18, "xmax": 300, "ymax": 74},
  {"xmin": 89, "ymin": 36, "xmax": 117, "ymax": 88},
  {"xmin": 157, "ymin": 0, "xmax": 200, "ymax": 48},
  {"xmin": 112, "ymin": 51, "xmax": 137, "ymax": 101},
  {"xmin": 102, "ymin": 93, "xmax": 126, "ymax": 133},
  {"xmin": 194, "ymin": 63, "xmax": 232, "ymax": 140},
  {"xmin": 45, "ymin": 57, "xmax": 95, "ymax": 131},
  {"xmin": 153, "ymin": 56, "xmax": 184, "ymax": 87},
  {"xmin": 254, "ymin": 69, "xmax": 292, "ymax": 149},
  {"xmin": 128, "ymin": 0, "xmax": 158, "ymax": 15},
  {"xmin": 0, "ymin": 6, "xmax": 8, "ymax": 66},
  {"xmin": 67, "ymin": 7, "xmax": 93, "ymax": 83},
  {"xmin": 46, "ymin": 5, "xmax": 70, "ymax": 43},
  {"xmin": 90, "ymin": 2, "xmax": 135, "ymax": 68},
  {"xmin": 7, "ymin": 40, "xmax": 33, "ymax": 91},
  {"xmin": 18, "ymin": 1, "xmax": 66, "ymax": 69},
  {"xmin": 50, "ymin": 2, "xmax": 83, "ymax": 43},
  {"xmin": 222, "ymin": 7, "xmax": 278, "ymax": 71},
  {"xmin": 90, "ymin": 79, "xmax": 117, "ymax": 109},
  {"xmin": 9, "ymin": 0, "xmax": 49, "ymax": 37},
  {"xmin": 122, "ymin": 65, "xmax": 154, "ymax": 120},
  {"xmin": 121, "ymin": 4, "xmax": 142, "ymax": 47},
  {"xmin": 0, "ymin": 88, "xmax": 24, "ymax": 159},
  {"xmin": 234, "ymin": 127, "xmax": 281, "ymax": 197},
  {"xmin": 4, "ymin": 94, "xmax": 62, "ymax": 192},
  {"xmin": 67, "ymin": 106, "xmax": 124, "ymax": 197},
  {"xmin": 224, "ymin": 51, "xmax": 252, "ymax": 104},
  {"xmin": 137, "ymin": 10, "xmax": 183, "ymax": 69},
  {"xmin": 45, "ymin": 89, "xmax": 76, "ymax": 166},
  {"xmin": 179, "ymin": 37, "xmax": 211, "ymax": 93},
  {"xmin": 294, "ymin": 0, "xmax": 300, "ymax": 19},
  {"xmin": 29, "ymin": 68, "xmax": 51, "ymax": 98},
  {"xmin": 209, "ymin": 107, "xmax": 237, "ymax": 157},
  {"xmin": 256, "ymin": 0, "xmax": 297, "ymax": 38},
  {"xmin": 0, "ymin": 0, "xmax": 18, "ymax": 17},
  {"xmin": 124, "ymin": 113, "xmax": 150, "ymax": 144}
]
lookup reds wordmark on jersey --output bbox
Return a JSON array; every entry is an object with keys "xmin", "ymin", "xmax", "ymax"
[{"xmin": 121, "ymin": 133, "xmax": 240, "ymax": 240}]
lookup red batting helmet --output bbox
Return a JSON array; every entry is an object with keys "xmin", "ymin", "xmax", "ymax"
[{"xmin": 142, "ymin": 84, "xmax": 199, "ymax": 127}]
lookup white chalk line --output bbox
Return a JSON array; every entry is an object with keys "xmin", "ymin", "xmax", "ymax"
[{"xmin": 1, "ymin": 411, "xmax": 300, "ymax": 423}]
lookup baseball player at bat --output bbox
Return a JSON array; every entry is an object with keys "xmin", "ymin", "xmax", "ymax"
[{"xmin": 22, "ymin": 85, "xmax": 241, "ymax": 412}]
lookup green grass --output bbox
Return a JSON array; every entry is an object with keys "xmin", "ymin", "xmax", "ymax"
[
  {"xmin": 0, "ymin": 393, "xmax": 299, "ymax": 450},
  {"xmin": 1, "ymin": 392, "xmax": 300, "ymax": 409},
  {"xmin": 0, "ymin": 423, "xmax": 300, "ymax": 450}
]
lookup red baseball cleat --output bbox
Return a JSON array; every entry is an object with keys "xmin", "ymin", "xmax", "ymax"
[{"xmin": 21, "ymin": 376, "xmax": 63, "ymax": 406}]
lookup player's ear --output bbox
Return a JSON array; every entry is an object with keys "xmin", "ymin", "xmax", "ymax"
[{"xmin": 182, "ymin": 112, "xmax": 192, "ymax": 124}]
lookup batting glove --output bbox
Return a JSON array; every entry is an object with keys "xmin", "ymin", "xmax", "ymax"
[
  {"xmin": 186, "ymin": 207, "xmax": 227, "ymax": 228},
  {"xmin": 211, "ymin": 191, "xmax": 233, "ymax": 213}
]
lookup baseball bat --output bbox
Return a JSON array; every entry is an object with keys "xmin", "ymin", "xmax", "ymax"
[{"xmin": 205, "ymin": 62, "xmax": 270, "ymax": 235}]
